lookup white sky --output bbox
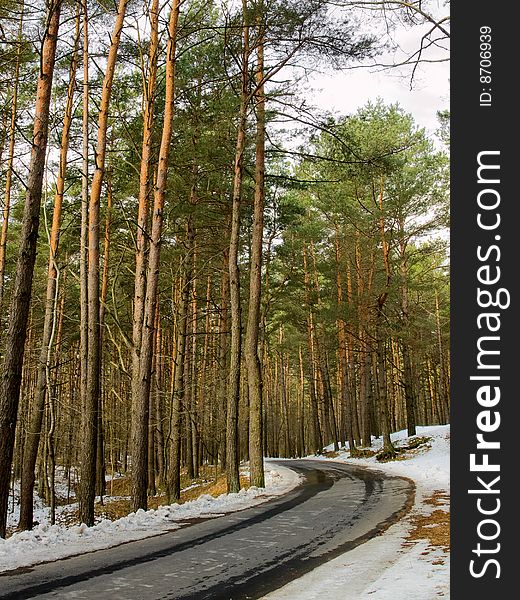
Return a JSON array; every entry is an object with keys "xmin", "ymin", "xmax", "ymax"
[
  {"xmin": 308, "ymin": 12, "xmax": 450, "ymax": 136},
  {"xmin": 311, "ymin": 61, "xmax": 449, "ymax": 134}
]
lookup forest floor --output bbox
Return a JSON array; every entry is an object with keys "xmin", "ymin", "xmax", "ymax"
[{"xmin": 1, "ymin": 425, "xmax": 449, "ymax": 598}]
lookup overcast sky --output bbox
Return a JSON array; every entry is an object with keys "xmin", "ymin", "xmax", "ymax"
[{"xmin": 307, "ymin": 13, "xmax": 450, "ymax": 137}]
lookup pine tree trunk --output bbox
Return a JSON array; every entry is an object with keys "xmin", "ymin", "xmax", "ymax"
[
  {"xmin": 226, "ymin": 0, "xmax": 250, "ymax": 494},
  {"xmin": 97, "ymin": 164, "xmax": 112, "ymax": 500},
  {"xmin": 375, "ymin": 176, "xmax": 395, "ymax": 454},
  {"xmin": 0, "ymin": 0, "xmax": 62, "ymax": 539},
  {"xmin": 154, "ymin": 309, "xmax": 165, "ymax": 487},
  {"xmin": 79, "ymin": 0, "xmax": 90, "ymax": 492},
  {"xmin": 303, "ymin": 247, "xmax": 322, "ymax": 453},
  {"xmin": 246, "ymin": 17, "xmax": 265, "ymax": 488},
  {"xmin": 401, "ymin": 342, "xmax": 417, "ymax": 436},
  {"xmin": 130, "ymin": 0, "xmax": 159, "ymax": 508},
  {"xmin": 345, "ymin": 261, "xmax": 361, "ymax": 445},
  {"xmin": 18, "ymin": 9, "xmax": 79, "ymax": 531},
  {"xmin": 334, "ymin": 227, "xmax": 356, "ymax": 452},
  {"xmin": 133, "ymin": 0, "xmax": 180, "ymax": 511},
  {"xmin": 435, "ymin": 292, "xmax": 449, "ymax": 422},
  {"xmin": 168, "ymin": 270, "xmax": 189, "ymax": 502},
  {"xmin": 80, "ymin": 0, "xmax": 128, "ymax": 526},
  {"xmin": 217, "ymin": 250, "xmax": 230, "ymax": 471}
]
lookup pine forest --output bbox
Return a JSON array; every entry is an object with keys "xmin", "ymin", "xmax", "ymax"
[{"xmin": 0, "ymin": 0, "xmax": 450, "ymax": 540}]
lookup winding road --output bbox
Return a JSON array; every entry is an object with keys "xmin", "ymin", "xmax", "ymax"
[{"xmin": 0, "ymin": 460, "xmax": 414, "ymax": 600}]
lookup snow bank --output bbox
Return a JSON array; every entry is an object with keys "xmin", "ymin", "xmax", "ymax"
[{"xmin": 0, "ymin": 465, "xmax": 301, "ymax": 573}]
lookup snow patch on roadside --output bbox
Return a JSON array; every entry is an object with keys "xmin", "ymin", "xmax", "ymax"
[{"xmin": 0, "ymin": 465, "xmax": 301, "ymax": 573}]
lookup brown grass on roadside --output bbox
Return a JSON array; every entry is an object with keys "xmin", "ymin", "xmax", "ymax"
[
  {"xmin": 405, "ymin": 490, "xmax": 450, "ymax": 554},
  {"xmin": 350, "ymin": 448, "xmax": 376, "ymax": 458},
  {"xmin": 321, "ymin": 450, "xmax": 339, "ymax": 458},
  {"xmin": 93, "ymin": 471, "xmax": 251, "ymax": 522}
]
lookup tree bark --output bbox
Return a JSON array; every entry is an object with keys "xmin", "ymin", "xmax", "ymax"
[
  {"xmin": 246, "ymin": 12, "xmax": 266, "ymax": 488},
  {"xmin": 334, "ymin": 227, "xmax": 356, "ymax": 452},
  {"xmin": 303, "ymin": 247, "xmax": 322, "ymax": 454},
  {"xmin": 375, "ymin": 176, "xmax": 395, "ymax": 454},
  {"xmin": 168, "ymin": 270, "xmax": 188, "ymax": 502},
  {"xmin": 226, "ymin": 0, "xmax": 250, "ymax": 494},
  {"xmin": 18, "ymin": 7, "xmax": 79, "ymax": 531},
  {"xmin": 130, "ymin": 0, "xmax": 160, "ymax": 509},
  {"xmin": 0, "ymin": 0, "xmax": 62, "ymax": 539},
  {"xmin": 79, "ymin": 0, "xmax": 90, "ymax": 490},
  {"xmin": 79, "ymin": 0, "xmax": 128, "ymax": 527},
  {"xmin": 134, "ymin": 0, "xmax": 180, "ymax": 511},
  {"xmin": 217, "ymin": 249, "xmax": 230, "ymax": 471}
]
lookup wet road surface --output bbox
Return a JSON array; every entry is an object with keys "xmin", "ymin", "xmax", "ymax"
[{"xmin": 0, "ymin": 460, "xmax": 415, "ymax": 599}]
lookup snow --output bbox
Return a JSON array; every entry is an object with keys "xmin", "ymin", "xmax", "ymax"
[
  {"xmin": 261, "ymin": 425, "xmax": 450, "ymax": 599},
  {"xmin": 0, "ymin": 465, "xmax": 301, "ymax": 573},
  {"xmin": 1, "ymin": 425, "xmax": 450, "ymax": 600}
]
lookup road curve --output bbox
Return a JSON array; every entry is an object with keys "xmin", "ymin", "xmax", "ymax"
[{"xmin": 0, "ymin": 460, "xmax": 415, "ymax": 600}]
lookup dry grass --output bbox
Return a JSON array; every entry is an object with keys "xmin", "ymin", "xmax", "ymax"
[
  {"xmin": 181, "ymin": 474, "xmax": 250, "ymax": 502},
  {"xmin": 403, "ymin": 436, "xmax": 432, "ymax": 450},
  {"xmin": 91, "ymin": 470, "xmax": 251, "ymax": 523},
  {"xmin": 321, "ymin": 449, "xmax": 340, "ymax": 459},
  {"xmin": 350, "ymin": 448, "xmax": 376, "ymax": 458},
  {"xmin": 405, "ymin": 491, "xmax": 450, "ymax": 554},
  {"xmin": 105, "ymin": 476, "xmax": 132, "ymax": 496},
  {"xmin": 423, "ymin": 490, "xmax": 450, "ymax": 508},
  {"xmin": 31, "ymin": 464, "xmax": 253, "ymax": 526}
]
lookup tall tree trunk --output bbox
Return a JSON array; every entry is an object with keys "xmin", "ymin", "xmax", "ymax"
[
  {"xmin": 401, "ymin": 342, "xmax": 416, "ymax": 435},
  {"xmin": 189, "ymin": 237, "xmax": 199, "ymax": 479},
  {"xmin": 198, "ymin": 275, "xmax": 212, "ymax": 469},
  {"xmin": 79, "ymin": 0, "xmax": 128, "ymax": 527},
  {"xmin": 358, "ymin": 331, "xmax": 371, "ymax": 446},
  {"xmin": 303, "ymin": 247, "xmax": 322, "ymax": 453},
  {"xmin": 309, "ymin": 241, "xmax": 338, "ymax": 450},
  {"xmin": 246, "ymin": 12, "xmax": 265, "ymax": 488},
  {"xmin": 278, "ymin": 351, "xmax": 291, "ymax": 457},
  {"xmin": 168, "ymin": 270, "xmax": 188, "ymax": 502},
  {"xmin": 226, "ymin": 0, "xmax": 250, "ymax": 494},
  {"xmin": 184, "ymin": 226, "xmax": 195, "ymax": 480},
  {"xmin": 375, "ymin": 176, "xmax": 395, "ymax": 455},
  {"xmin": 97, "ymin": 162, "xmax": 113, "ymax": 499},
  {"xmin": 435, "ymin": 291, "xmax": 449, "ymax": 421},
  {"xmin": 397, "ymin": 218, "xmax": 416, "ymax": 436},
  {"xmin": 131, "ymin": 0, "xmax": 160, "ymax": 509},
  {"xmin": 217, "ymin": 249, "xmax": 230, "ymax": 471},
  {"xmin": 147, "ymin": 309, "xmax": 158, "ymax": 497},
  {"xmin": 79, "ymin": 0, "xmax": 90, "ymax": 490},
  {"xmin": 297, "ymin": 346, "xmax": 306, "ymax": 457},
  {"xmin": 345, "ymin": 260, "xmax": 360, "ymax": 445},
  {"xmin": 355, "ymin": 234, "xmax": 373, "ymax": 446},
  {"xmin": 18, "ymin": 7, "xmax": 80, "ymax": 531},
  {"xmin": 334, "ymin": 227, "xmax": 356, "ymax": 453},
  {"xmin": 154, "ymin": 310, "xmax": 165, "ymax": 487},
  {"xmin": 134, "ymin": 0, "xmax": 180, "ymax": 511},
  {"xmin": 0, "ymin": 0, "xmax": 62, "ymax": 539}
]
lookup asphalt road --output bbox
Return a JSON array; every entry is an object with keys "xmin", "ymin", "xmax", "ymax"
[{"xmin": 0, "ymin": 460, "xmax": 415, "ymax": 600}]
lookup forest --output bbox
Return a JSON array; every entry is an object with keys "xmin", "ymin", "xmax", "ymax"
[{"xmin": 0, "ymin": 0, "xmax": 450, "ymax": 539}]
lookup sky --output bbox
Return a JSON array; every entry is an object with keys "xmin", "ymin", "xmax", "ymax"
[
  {"xmin": 311, "ymin": 59, "xmax": 449, "ymax": 134},
  {"xmin": 307, "ymin": 7, "xmax": 450, "ymax": 137}
]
